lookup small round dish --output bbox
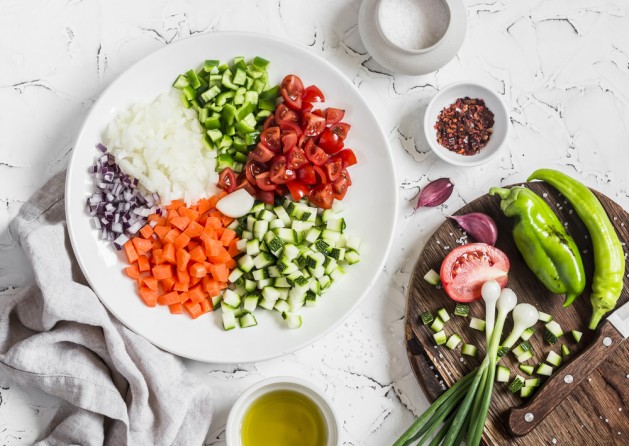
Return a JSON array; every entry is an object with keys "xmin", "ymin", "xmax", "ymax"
[
  {"xmin": 225, "ymin": 376, "xmax": 340, "ymax": 446},
  {"xmin": 423, "ymin": 81, "xmax": 510, "ymax": 167}
]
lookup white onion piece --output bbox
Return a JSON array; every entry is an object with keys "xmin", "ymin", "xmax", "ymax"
[{"xmin": 216, "ymin": 189, "xmax": 255, "ymax": 218}]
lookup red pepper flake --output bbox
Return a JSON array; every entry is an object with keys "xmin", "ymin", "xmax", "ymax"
[{"xmin": 434, "ymin": 97, "xmax": 495, "ymax": 156}]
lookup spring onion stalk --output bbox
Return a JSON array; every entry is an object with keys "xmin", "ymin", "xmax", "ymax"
[
  {"xmin": 481, "ymin": 280, "xmax": 501, "ymax": 340},
  {"xmin": 500, "ymin": 304, "xmax": 539, "ymax": 350}
]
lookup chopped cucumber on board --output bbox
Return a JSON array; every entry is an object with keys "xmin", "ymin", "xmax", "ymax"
[
  {"xmin": 454, "ymin": 303, "xmax": 470, "ymax": 317},
  {"xmin": 437, "ymin": 307, "xmax": 450, "ymax": 322},
  {"xmin": 508, "ymin": 375, "xmax": 526, "ymax": 393},
  {"xmin": 546, "ymin": 350, "xmax": 562, "ymax": 367},
  {"xmin": 561, "ymin": 344, "xmax": 570, "ymax": 357},
  {"xmin": 520, "ymin": 386, "xmax": 535, "ymax": 398},
  {"xmin": 446, "ymin": 334, "xmax": 462, "ymax": 350},
  {"xmin": 433, "ymin": 330, "xmax": 447, "ymax": 346},
  {"xmin": 538, "ymin": 311, "xmax": 553, "ymax": 323},
  {"xmin": 544, "ymin": 320, "xmax": 564, "ymax": 344},
  {"xmin": 423, "ymin": 269, "xmax": 440, "ymax": 285},
  {"xmin": 496, "ymin": 365, "xmax": 510, "ymax": 383},
  {"xmin": 461, "ymin": 344, "xmax": 478, "ymax": 357},
  {"xmin": 536, "ymin": 363, "xmax": 554, "ymax": 376},
  {"xmin": 520, "ymin": 327, "xmax": 535, "ymax": 341},
  {"xmin": 519, "ymin": 364, "xmax": 535, "ymax": 376},
  {"xmin": 571, "ymin": 330, "xmax": 583, "ymax": 343},
  {"xmin": 469, "ymin": 317, "xmax": 486, "ymax": 331},
  {"xmin": 430, "ymin": 317, "xmax": 445, "ymax": 333},
  {"xmin": 420, "ymin": 311, "xmax": 434, "ymax": 325}
]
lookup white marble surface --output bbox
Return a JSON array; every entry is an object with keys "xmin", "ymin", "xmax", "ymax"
[{"xmin": 2, "ymin": 0, "xmax": 629, "ymax": 444}]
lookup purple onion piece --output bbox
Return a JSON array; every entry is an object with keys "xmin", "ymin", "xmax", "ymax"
[
  {"xmin": 96, "ymin": 143, "xmax": 108, "ymax": 153},
  {"xmin": 449, "ymin": 212, "xmax": 499, "ymax": 246},
  {"xmin": 415, "ymin": 178, "xmax": 454, "ymax": 209}
]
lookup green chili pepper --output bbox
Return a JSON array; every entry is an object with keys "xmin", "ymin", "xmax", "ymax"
[
  {"xmin": 528, "ymin": 169, "xmax": 625, "ymax": 329},
  {"xmin": 490, "ymin": 186, "xmax": 586, "ymax": 307}
]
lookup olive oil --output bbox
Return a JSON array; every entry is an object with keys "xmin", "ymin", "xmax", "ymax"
[{"xmin": 241, "ymin": 390, "xmax": 327, "ymax": 446}]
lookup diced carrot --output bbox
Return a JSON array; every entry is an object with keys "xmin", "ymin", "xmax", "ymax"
[
  {"xmin": 220, "ymin": 228, "xmax": 237, "ymax": 247},
  {"xmin": 123, "ymin": 241, "xmax": 139, "ymax": 264},
  {"xmin": 189, "ymin": 262, "xmax": 207, "ymax": 278},
  {"xmin": 204, "ymin": 238, "xmax": 223, "ymax": 257},
  {"xmin": 174, "ymin": 280, "xmax": 189, "ymax": 292},
  {"xmin": 196, "ymin": 198, "xmax": 211, "ymax": 215},
  {"xmin": 125, "ymin": 264, "xmax": 140, "ymax": 279},
  {"xmin": 162, "ymin": 243, "xmax": 176, "ymax": 264},
  {"xmin": 205, "ymin": 216, "xmax": 222, "ymax": 230},
  {"xmin": 161, "ymin": 277, "xmax": 176, "ymax": 292},
  {"xmin": 183, "ymin": 301, "xmax": 203, "ymax": 319},
  {"xmin": 203, "ymin": 277, "xmax": 221, "ymax": 297},
  {"xmin": 167, "ymin": 199, "xmax": 185, "ymax": 211},
  {"xmin": 188, "ymin": 284, "xmax": 206, "ymax": 303},
  {"xmin": 209, "ymin": 263, "xmax": 229, "ymax": 282},
  {"xmin": 152, "ymin": 239, "xmax": 163, "ymax": 250},
  {"xmin": 157, "ymin": 291, "xmax": 180, "ymax": 306},
  {"xmin": 139, "ymin": 224, "xmax": 154, "ymax": 239},
  {"xmin": 152, "ymin": 249, "xmax": 164, "ymax": 265},
  {"xmin": 143, "ymin": 276, "xmax": 159, "ymax": 291},
  {"xmin": 221, "ymin": 215, "xmax": 234, "ymax": 227},
  {"xmin": 190, "ymin": 275, "xmax": 202, "ymax": 286},
  {"xmin": 207, "ymin": 247, "xmax": 231, "ymax": 264},
  {"xmin": 137, "ymin": 255, "xmax": 151, "ymax": 272},
  {"xmin": 201, "ymin": 226, "xmax": 217, "ymax": 240},
  {"xmin": 178, "ymin": 207, "xmax": 200, "ymax": 222},
  {"xmin": 152, "ymin": 264, "xmax": 173, "ymax": 280},
  {"xmin": 174, "ymin": 232, "xmax": 191, "ymax": 250},
  {"xmin": 218, "ymin": 191, "xmax": 227, "ymax": 199},
  {"xmin": 200, "ymin": 298, "xmax": 213, "ymax": 314},
  {"xmin": 147, "ymin": 214, "xmax": 161, "ymax": 223},
  {"xmin": 227, "ymin": 239, "xmax": 241, "ymax": 256},
  {"xmin": 189, "ymin": 245, "xmax": 206, "ymax": 263},
  {"xmin": 132, "ymin": 237, "xmax": 153, "ymax": 256},
  {"xmin": 176, "ymin": 248, "xmax": 191, "ymax": 272},
  {"xmin": 215, "ymin": 227, "xmax": 225, "ymax": 239},
  {"xmin": 167, "ymin": 209, "xmax": 180, "ymax": 221},
  {"xmin": 170, "ymin": 216, "xmax": 191, "ymax": 232},
  {"xmin": 139, "ymin": 287, "xmax": 158, "ymax": 307},
  {"xmin": 179, "ymin": 291, "xmax": 190, "ymax": 304},
  {"xmin": 225, "ymin": 258, "xmax": 237, "ymax": 270},
  {"xmin": 207, "ymin": 194, "xmax": 219, "ymax": 209},
  {"xmin": 184, "ymin": 221, "xmax": 204, "ymax": 238},
  {"xmin": 169, "ymin": 303, "xmax": 183, "ymax": 314},
  {"xmin": 163, "ymin": 228, "xmax": 181, "ymax": 244},
  {"xmin": 154, "ymin": 225, "xmax": 170, "ymax": 241},
  {"xmin": 187, "ymin": 240, "xmax": 200, "ymax": 251}
]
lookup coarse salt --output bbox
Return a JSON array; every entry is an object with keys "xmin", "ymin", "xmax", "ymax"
[{"xmin": 379, "ymin": 0, "xmax": 450, "ymax": 50}]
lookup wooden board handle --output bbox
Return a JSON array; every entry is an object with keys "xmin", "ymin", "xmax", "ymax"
[{"xmin": 508, "ymin": 320, "xmax": 625, "ymax": 437}]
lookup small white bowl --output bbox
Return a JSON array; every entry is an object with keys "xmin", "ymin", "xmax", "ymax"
[
  {"xmin": 225, "ymin": 376, "xmax": 340, "ymax": 446},
  {"xmin": 424, "ymin": 82, "xmax": 510, "ymax": 167}
]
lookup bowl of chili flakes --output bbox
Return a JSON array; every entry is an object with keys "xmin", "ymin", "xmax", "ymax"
[{"xmin": 424, "ymin": 81, "xmax": 510, "ymax": 167}]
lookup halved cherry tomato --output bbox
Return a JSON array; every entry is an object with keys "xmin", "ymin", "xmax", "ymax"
[
  {"xmin": 280, "ymin": 75, "xmax": 304, "ymax": 110},
  {"xmin": 304, "ymin": 140, "xmax": 329, "ymax": 166},
  {"xmin": 337, "ymin": 148, "xmax": 357, "ymax": 167},
  {"xmin": 287, "ymin": 147, "xmax": 308, "ymax": 170},
  {"xmin": 250, "ymin": 143, "xmax": 275, "ymax": 163},
  {"xmin": 279, "ymin": 120, "xmax": 302, "ymax": 135},
  {"xmin": 302, "ymin": 85, "xmax": 325, "ymax": 103},
  {"xmin": 324, "ymin": 157, "xmax": 343, "ymax": 182},
  {"xmin": 217, "ymin": 167, "xmax": 237, "ymax": 193},
  {"xmin": 269, "ymin": 156, "xmax": 296, "ymax": 184},
  {"xmin": 282, "ymin": 132, "xmax": 298, "ymax": 153},
  {"xmin": 313, "ymin": 165, "xmax": 328, "ymax": 184},
  {"xmin": 286, "ymin": 180, "xmax": 309, "ymax": 201},
  {"xmin": 318, "ymin": 128, "xmax": 344, "ymax": 154},
  {"xmin": 255, "ymin": 172, "xmax": 276, "ymax": 191},
  {"xmin": 332, "ymin": 175, "xmax": 349, "ymax": 200},
  {"xmin": 297, "ymin": 165, "xmax": 317, "ymax": 185},
  {"xmin": 245, "ymin": 160, "xmax": 266, "ymax": 185},
  {"xmin": 263, "ymin": 115, "xmax": 277, "ymax": 130},
  {"xmin": 260, "ymin": 127, "xmax": 281, "ymax": 152},
  {"xmin": 275, "ymin": 103, "xmax": 299, "ymax": 123},
  {"xmin": 440, "ymin": 243, "xmax": 510, "ymax": 303},
  {"xmin": 236, "ymin": 177, "xmax": 257, "ymax": 196},
  {"xmin": 302, "ymin": 112, "xmax": 326, "ymax": 137},
  {"xmin": 325, "ymin": 108, "xmax": 345, "ymax": 125},
  {"xmin": 256, "ymin": 189, "xmax": 275, "ymax": 205},
  {"xmin": 330, "ymin": 122, "xmax": 351, "ymax": 141},
  {"xmin": 308, "ymin": 184, "xmax": 334, "ymax": 209}
]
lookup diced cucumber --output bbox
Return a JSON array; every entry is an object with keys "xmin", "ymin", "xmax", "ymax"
[
  {"xmin": 222, "ymin": 311, "xmax": 236, "ymax": 331},
  {"xmin": 437, "ymin": 308, "xmax": 450, "ymax": 322},
  {"xmin": 561, "ymin": 344, "xmax": 570, "ymax": 357},
  {"xmin": 420, "ymin": 312, "xmax": 434, "ymax": 325},
  {"xmin": 508, "ymin": 375, "xmax": 525, "ymax": 393},
  {"xmin": 242, "ymin": 294, "xmax": 259, "ymax": 313},
  {"xmin": 496, "ymin": 365, "xmax": 510, "ymax": 383},
  {"xmin": 544, "ymin": 320, "xmax": 563, "ymax": 344},
  {"xmin": 238, "ymin": 254, "xmax": 255, "ymax": 272},
  {"xmin": 546, "ymin": 350, "xmax": 562, "ymax": 367},
  {"xmin": 538, "ymin": 311, "xmax": 553, "ymax": 323},
  {"xmin": 454, "ymin": 304, "xmax": 470, "ymax": 317},
  {"xmin": 525, "ymin": 378, "xmax": 540, "ymax": 387},
  {"xmin": 497, "ymin": 346, "xmax": 510, "ymax": 358},
  {"xmin": 469, "ymin": 317, "xmax": 486, "ymax": 331},
  {"xmin": 433, "ymin": 330, "xmax": 447, "ymax": 346},
  {"xmin": 513, "ymin": 341, "xmax": 532, "ymax": 357},
  {"xmin": 430, "ymin": 317, "xmax": 445, "ymax": 333},
  {"xmin": 461, "ymin": 344, "xmax": 478, "ymax": 357},
  {"xmin": 536, "ymin": 363, "xmax": 553, "ymax": 376},
  {"xmin": 238, "ymin": 313, "xmax": 258, "ymax": 328},
  {"xmin": 517, "ymin": 351, "xmax": 534, "ymax": 363},
  {"xmin": 282, "ymin": 312, "xmax": 302, "ymax": 329},
  {"xmin": 274, "ymin": 300, "xmax": 290, "ymax": 313},
  {"xmin": 423, "ymin": 269, "xmax": 440, "ymax": 285},
  {"xmin": 519, "ymin": 364, "xmax": 535, "ymax": 376},
  {"xmin": 571, "ymin": 330, "xmax": 583, "ymax": 343},
  {"xmin": 446, "ymin": 334, "xmax": 462, "ymax": 350},
  {"xmin": 228, "ymin": 268, "xmax": 244, "ymax": 283},
  {"xmin": 520, "ymin": 327, "xmax": 535, "ymax": 341},
  {"xmin": 520, "ymin": 386, "xmax": 535, "ymax": 398},
  {"xmin": 222, "ymin": 289, "xmax": 241, "ymax": 308}
]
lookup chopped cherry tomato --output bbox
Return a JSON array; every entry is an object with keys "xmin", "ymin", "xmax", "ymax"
[
  {"xmin": 260, "ymin": 127, "xmax": 281, "ymax": 152},
  {"xmin": 313, "ymin": 165, "xmax": 328, "ymax": 184},
  {"xmin": 263, "ymin": 115, "xmax": 277, "ymax": 130},
  {"xmin": 256, "ymin": 189, "xmax": 276, "ymax": 205},
  {"xmin": 302, "ymin": 112, "xmax": 326, "ymax": 137},
  {"xmin": 324, "ymin": 157, "xmax": 343, "ymax": 182},
  {"xmin": 245, "ymin": 160, "xmax": 266, "ymax": 185},
  {"xmin": 302, "ymin": 85, "xmax": 325, "ymax": 103},
  {"xmin": 287, "ymin": 147, "xmax": 309, "ymax": 170},
  {"xmin": 297, "ymin": 133, "xmax": 310, "ymax": 149},
  {"xmin": 280, "ymin": 75, "xmax": 304, "ymax": 110},
  {"xmin": 286, "ymin": 180, "xmax": 310, "ymax": 201},
  {"xmin": 304, "ymin": 140, "xmax": 329, "ymax": 166},
  {"xmin": 236, "ymin": 177, "xmax": 257, "ymax": 196},
  {"xmin": 279, "ymin": 120, "xmax": 302, "ymax": 135},
  {"xmin": 275, "ymin": 103, "xmax": 299, "ymax": 123},
  {"xmin": 330, "ymin": 122, "xmax": 351, "ymax": 141},
  {"xmin": 282, "ymin": 132, "xmax": 298, "ymax": 153},
  {"xmin": 312, "ymin": 109, "xmax": 324, "ymax": 117},
  {"xmin": 250, "ymin": 143, "xmax": 275, "ymax": 163},
  {"xmin": 337, "ymin": 148, "xmax": 357, "ymax": 167},
  {"xmin": 332, "ymin": 175, "xmax": 349, "ymax": 200},
  {"xmin": 440, "ymin": 243, "xmax": 510, "ymax": 302},
  {"xmin": 308, "ymin": 184, "xmax": 334, "ymax": 209},
  {"xmin": 255, "ymin": 172, "xmax": 276, "ymax": 191},
  {"xmin": 297, "ymin": 165, "xmax": 317, "ymax": 185},
  {"xmin": 269, "ymin": 156, "xmax": 296, "ymax": 184},
  {"xmin": 301, "ymin": 102, "xmax": 314, "ymax": 112},
  {"xmin": 325, "ymin": 108, "xmax": 345, "ymax": 125},
  {"xmin": 318, "ymin": 128, "xmax": 344, "ymax": 154},
  {"xmin": 217, "ymin": 167, "xmax": 237, "ymax": 193}
]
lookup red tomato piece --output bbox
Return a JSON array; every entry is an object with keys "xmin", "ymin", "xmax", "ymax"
[
  {"xmin": 255, "ymin": 172, "xmax": 276, "ymax": 191},
  {"xmin": 250, "ymin": 143, "xmax": 275, "ymax": 163},
  {"xmin": 275, "ymin": 103, "xmax": 299, "ymax": 123},
  {"xmin": 324, "ymin": 157, "xmax": 343, "ymax": 182},
  {"xmin": 301, "ymin": 102, "xmax": 314, "ymax": 112},
  {"xmin": 287, "ymin": 147, "xmax": 309, "ymax": 170},
  {"xmin": 279, "ymin": 120, "xmax": 302, "ymax": 135},
  {"xmin": 269, "ymin": 156, "xmax": 296, "ymax": 185},
  {"xmin": 280, "ymin": 75, "xmax": 304, "ymax": 110},
  {"xmin": 337, "ymin": 148, "xmax": 358, "ymax": 167},
  {"xmin": 313, "ymin": 165, "xmax": 328, "ymax": 184},
  {"xmin": 302, "ymin": 112, "xmax": 326, "ymax": 137},
  {"xmin": 325, "ymin": 108, "xmax": 345, "ymax": 125},
  {"xmin": 304, "ymin": 140, "xmax": 329, "ymax": 166},
  {"xmin": 245, "ymin": 160, "xmax": 267, "ymax": 185},
  {"xmin": 308, "ymin": 184, "xmax": 334, "ymax": 209},
  {"xmin": 262, "ymin": 115, "xmax": 277, "ymax": 130},
  {"xmin": 236, "ymin": 177, "xmax": 256, "ymax": 196},
  {"xmin": 256, "ymin": 189, "xmax": 276, "ymax": 205},
  {"xmin": 282, "ymin": 132, "xmax": 298, "ymax": 153},
  {"xmin": 332, "ymin": 175, "xmax": 350, "ymax": 200},
  {"xmin": 330, "ymin": 122, "xmax": 351, "ymax": 141},
  {"xmin": 217, "ymin": 167, "xmax": 237, "ymax": 193},
  {"xmin": 260, "ymin": 127, "xmax": 281, "ymax": 152},
  {"xmin": 318, "ymin": 128, "xmax": 344, "ymax": 154},
  {"xmin": 297, "ymin": 165, "xmax": 317, "ymax": 185},
  {"xmin": 302, "ymin": 85, "xmax": 325, "ymax": 103},
  {"xmin": 286, "ymin": 180, "xmax": 310, "ymax": 201}
]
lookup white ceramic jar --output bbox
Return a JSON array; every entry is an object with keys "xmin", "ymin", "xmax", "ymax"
[{"xmin": 358, "ymin": 0, "xmax": 467, "ymax": 75}]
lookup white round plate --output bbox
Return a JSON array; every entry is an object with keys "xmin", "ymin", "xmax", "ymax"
[{"xmin": 66, "ymin": 32, "xmax": 398, "ymax": 363}]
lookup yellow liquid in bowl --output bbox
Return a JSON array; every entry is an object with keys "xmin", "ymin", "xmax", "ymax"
[{"xmin": 241, "ymin": 390, "xmax": 327, "ymax": 446}]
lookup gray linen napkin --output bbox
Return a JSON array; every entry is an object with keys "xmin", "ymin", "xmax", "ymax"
[{"xmin": 0, "ymin": 171, "xmax": 213, "ymax": 445}]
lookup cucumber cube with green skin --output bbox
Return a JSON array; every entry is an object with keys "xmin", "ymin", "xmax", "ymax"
[
  {"xmin": 519, "ymin": 364, "xmax": 535, "ymax": 375},
  {"xmin": 469, "ymin": 317, "xmax": 486, "ymax": 331},
  {"xmin": 508, "ymin": 375, "xmax": 525, "ymax": 393},
  {"xmin": 571, "ymin": 330, "xmax": 583, "ymax": 343},
  {"xmin": 420, "ymin": 312, "xmax": 434, "ymax": 325},
  {"xmin": 454, "ymin": 304, "xmax": 470, "ymax": 317},
  {"xmin": 423, "ymin": 269, "xmax": 440, "ymax": 285},
  {"xmin": 437, "ymin": 308, "xmax": 450, "ymax": 322},
  {"xmin": 446, "ymin": 334, "xmax": 462, "ymax": 350},
  {"xmin": 546, "ymin": 351, "xmax": 562, "ymax": 367},
  {"xmin": 461, "ymin": 344, "xmax": 478, "ymax": 357},
  {"xmin": 496, "ymin": 365, "xmax": 510, "ymax": 383},
  {"xmin": 536, "ymin": 363, "xmax": 553, "ymax": 376},
  {"xmin": 561, "ymin": 344, "xmax": 570, "ymax": 357},
  {"xmin": 520, "ymin": 327, "xmax": 535, "ymax": 341},
  {"xmin": 430, "ymin": 317, "xmax": 444, "ymax": 333},
  {"xmin": 525, "ymin": 378, "xmax": 540, "ymax": 387},
  {"xmin": 433, "ymin": 330, "xmax": 447, "ymax": 346}
]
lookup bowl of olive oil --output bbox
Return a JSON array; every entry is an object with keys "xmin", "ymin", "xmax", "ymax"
[{"xmin": 226, "ymin": 376, "xmax": 340, "ymax": 446}]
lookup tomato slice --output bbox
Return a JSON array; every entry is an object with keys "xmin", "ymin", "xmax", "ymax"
[
  {"xmin": 308, "ymin": 184, "xmax": 334, "ymax": 209},
  {"xmin": 217, "ymin": 167, "xmax": 237, "ymax": 193},
  {"xmin": 313, "ymin": 165, "xmax": 328, "ymax": 184},
  {"xmin": 256, "ymin": 189, "xmax": 276, "ymax": 205},
  {"xmin": 324, "ymin": 157, "xmax": 343, "ymax": 182},
  {"xmin": 268, "ymin": 156, "xmax": 296, "ymax": 185},
  {"xmin": 301, "ymin": 102, "xmax": 314, "ymax": 112},
  {"xmin": 260, "ymin": 127, "xmax": 281, "ymax": 152},
  {"xmin": 282, "ymin": 132, "xmax": 298, "ymax": 153},
  {"xmin": 279, "ymin": 120, "xmax": 303, "ymax": 135},
  {"xmin": 255, "ymin": 172, "xmax": 277, "ymax": 191},
  {"xmin": 286, "ymin": 180, "xmax": 310, "ymax": 201},
  {"xmin": 304, "ymin": 140, "xmax": 329, "ymax": 166},
  {"xmin": 302, "ymin": 112, "xmax": 326, "ymax": 137},
  {"xmin": 287, "ymin": 147, "xmax": 309, "ymax": 170},
  {"xmin": 245, "ymin": 160, "xmax": 266, "ymax": 185},
  {"xmin": 302, "ymin": 85, "xmax": 325, "ymax": 103},
  {"xmin": 280, "ymin": 75, "xmax": 304, "ymax": 110},
  {"xmin": 330, "ymin": 122, "xmax": 351, "ymax": 141},
  {"xmin": 249, "ymin": 143, "xmax": 275, "ymax": 163},
  {"xmin": 262, "ymin": 115, "xmax": 277, "ymax": 130},
  {"xmin": 325, "ymin": 108, "xmax": 345, "ymax": 125},
  {"xmin": 332, "ymin": 175, "xmax": 349, "ymax": 200},
  {"xmin": 275, "ymin": 103, "xmax": 299, "ymax": 123},
  {"xmin": 440, "ymin": 243, "xmax": 510, "ymax": 303},
  {"xmin": 297, "ymin": 165, "xmax": 317, "ymax": 185},
  {"xmin": 318, "ymin": 128, "xmax": 344, "ymax": 154},
  {"xmin": 337, "ymin": 148, "xmax": 357, "ymax": 167}
]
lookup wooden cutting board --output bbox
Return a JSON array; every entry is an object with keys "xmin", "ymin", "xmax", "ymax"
[{"xmin": 405, "ymin": 182, "xmax": 629, "ymax": 445}]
